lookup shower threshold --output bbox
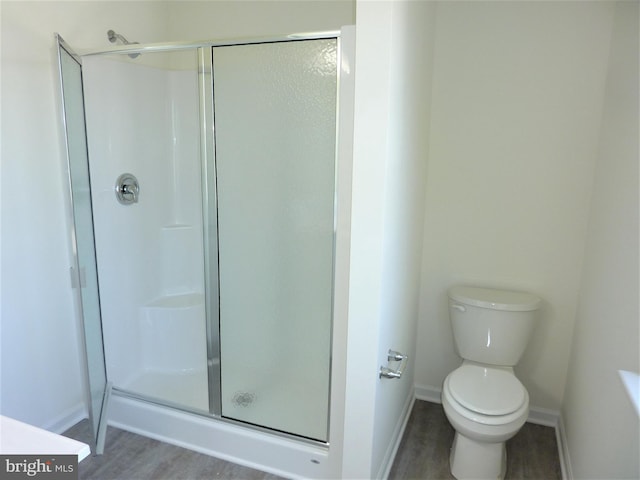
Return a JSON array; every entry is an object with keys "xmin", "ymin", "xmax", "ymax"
[{"xmin": 107, "ymin": 392, "xmax": 331, "ymax": 479}]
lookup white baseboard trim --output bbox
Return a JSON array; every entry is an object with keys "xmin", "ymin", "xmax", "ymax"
[
  {"xmin": 557, "ymin": 414, "xmax": 573, "ymax": 480},
  {"xmin": 414, "ymin": 383, "xmax": 442, "ymax": 404},
  {"xmin": 415, "ymin": 383, "xmax": 560, "ymax": 426},
  {"xmin": 43, "ymin": 403, "xmax": 88, "ymax": 435},
  {"xmin": 377, "ymin": 392, "xmax": 415, "ymax": 480},
  {"xmin": 527, "ymin": 405, "xmax": 559, "ymax": 428}
]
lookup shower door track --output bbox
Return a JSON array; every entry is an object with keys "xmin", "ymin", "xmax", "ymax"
[{"xmin": 78, "ymin": 31, "xmax": 341, "ymax": 57}]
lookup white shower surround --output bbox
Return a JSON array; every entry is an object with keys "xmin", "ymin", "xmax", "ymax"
[{"xmin": 79, "ymin": 28, "xmax": 356, "ymax": 478}]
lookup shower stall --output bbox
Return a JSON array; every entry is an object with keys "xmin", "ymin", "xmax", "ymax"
[{"xmin": 57, "ymin": 28, "xmax": 355, "ymax": 478}]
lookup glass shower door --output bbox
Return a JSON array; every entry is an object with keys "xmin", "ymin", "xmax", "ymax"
[
  {"xmin": 213, "ymin": 39, "xmax": 337, "ymax": 441},
  {"xmin": 81, "ymin": 48, "xmax": 211, "ymax": 415},
  {"xmin": 57, "ymin": 35, "xmax": 109, "ymax": 453}
]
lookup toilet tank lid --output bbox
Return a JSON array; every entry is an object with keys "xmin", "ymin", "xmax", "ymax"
[{"xmin": 449, "ymin": 286, "xmax": 541, "ymax": 312}]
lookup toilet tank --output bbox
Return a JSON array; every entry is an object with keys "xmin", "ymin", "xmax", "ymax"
[{"xmin": 448, "ymin": 286, "xmax": 541, "ymax": 367}]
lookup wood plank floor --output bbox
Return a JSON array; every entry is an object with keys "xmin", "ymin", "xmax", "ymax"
[
  {"xmin": 388, "ymin": 401, "xmax": 562, "ymax": 480},
  {"xmin": 63, "ymin": 400, "xmax": 561, "ymax": 479},
  {"xmin": 63, "ymin": 420, "xmax": 283, "ymax": 480}
]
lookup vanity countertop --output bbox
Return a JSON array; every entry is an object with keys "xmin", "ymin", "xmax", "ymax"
[{"xmin": 0, "ymin": 415, "xmax": 90, "ymax": 461}]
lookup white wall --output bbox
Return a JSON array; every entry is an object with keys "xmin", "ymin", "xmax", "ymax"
[
  {"xmin": 561, "ymin": 2, "xmax": 639, "ymax": 478},
  {"xmin": 342, "ymin": 5, "xmax": 392, "ymax": 473},
  {"xmin": 414, "ymin": 1, "xmax": 616, "ymax": 413},
  {"xmin": 343, "ymin": 1, "xmax": 435, "ymax": 477},
  {"xmin": 372, "ymin": 0, "xmax": 436, "ymax": 477},
  {"xmin": 163, "ymin": 0, "xmax": 354, "ymax": 40},
  {"xmin": 0, "ymin": 0, "xmax": 168, "ymax": 432},
  {"xmin": 0, "ymin": 0, "xmax": 353, "ymax": 433}
]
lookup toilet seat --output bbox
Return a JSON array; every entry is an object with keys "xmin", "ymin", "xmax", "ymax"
[{"xmin": 448, "ymin": 364, "xmax": 526, "ymax": 416}]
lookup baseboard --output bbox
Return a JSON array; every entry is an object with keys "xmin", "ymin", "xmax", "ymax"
[
  {"xmin": 557, "ymin": 413, "xmax": 573, "ymax": 480},
  {"xmin": 414, "ymin": 383, "xmax": 560, "ymax": 426},
  {"xmin": 43, "ymin": 403, "xmax": 88, "ymax": 435},
  {"xmin": 414, "ymin": 383, "xmax": 442, "ymax": 404},
  {"xmin": 377, "ymin": 391, "xmax": 415, "ymax": 480},
  {"xmin": 527, "ymin": 405, "xmax": 559, "ymax": 428}
]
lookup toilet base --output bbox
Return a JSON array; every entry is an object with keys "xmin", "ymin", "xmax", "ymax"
[{"xmin": 450, "ymin": 432, "xmax": 507, "ymax": 480}]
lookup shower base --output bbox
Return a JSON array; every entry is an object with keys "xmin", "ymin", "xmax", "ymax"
[
  {"xmin": 107, "ymin": 392, "xmax": 333, "ymax": 479},
  {"xmin": 222, "ymin": 368, "xmax": 328, "ymax": 442},
  {"xmin": 118, "ymin": 363, "xmax": 328, "ymax": 442}
]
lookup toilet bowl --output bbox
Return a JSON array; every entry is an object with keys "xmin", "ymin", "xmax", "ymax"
[
  {"xmin": 442, "ymin": 363, "xmax": 529, "ymax": 479},
  {"xmin": 442, "ymin": 286, "xmax": 541, "ymax": 480},
  {"xmin": 443, "ymin": 363, "xmax": 529, "ymax": 439}
]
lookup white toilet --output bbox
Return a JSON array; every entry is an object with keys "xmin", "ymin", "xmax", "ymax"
[{"xmin": 442, "ymin": 285, "xmax": 541, "ymax": 480}]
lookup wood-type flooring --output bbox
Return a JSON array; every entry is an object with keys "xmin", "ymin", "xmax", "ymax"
[{"xmin": 63, "ymin": 400, "xmax": 561, "ymax": 479}]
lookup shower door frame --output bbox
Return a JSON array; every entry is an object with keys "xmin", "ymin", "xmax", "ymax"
[
  {"xmin": 198, "ymin": 46, "xmax": 221, "ymax": 417},
  {"xmin": 77, "ymin": 30, "xmax": 344, "ymax": 444},
  {"xmin": 56, "ymin": 34, "xmax": 112, "ymax": 455}
]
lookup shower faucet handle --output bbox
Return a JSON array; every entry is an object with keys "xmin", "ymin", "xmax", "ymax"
[{"xmin": 115, "ymin": 173, "xmax": 139, "ymax": 205}]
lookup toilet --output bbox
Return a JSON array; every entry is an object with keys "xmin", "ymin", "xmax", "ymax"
[{"xmin": 442, "ymin": 285, "xmax": 541, "ymax": 480}]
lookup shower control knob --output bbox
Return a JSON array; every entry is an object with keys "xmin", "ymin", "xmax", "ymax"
[{"xmin": 115, "ymin": 173, "xmax": 139, "ymax": 205}]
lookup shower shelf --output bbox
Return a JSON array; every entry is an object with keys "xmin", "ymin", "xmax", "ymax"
[{"xmin": 140, "ymin": 293, "xmax": 207, "ymax": 379}]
